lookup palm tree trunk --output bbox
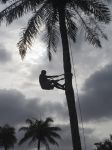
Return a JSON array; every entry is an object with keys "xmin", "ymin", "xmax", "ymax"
[
  {"xmin": 37, "ymin": 140, "xmax": 40, "ymax": 150},
  {"xmin": 4, "ymin": 146, "xmax": 7, "ymax": 150},
  {"xmin": 58, "ymin": 7, "xmax": 82, "ymax": 150}
]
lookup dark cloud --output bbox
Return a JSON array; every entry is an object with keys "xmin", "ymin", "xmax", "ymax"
[
  {"xmin": 55, "ymin": 124, "xmax": 72, "ymax": 150},
  {"xmin": 0, "ymin": 89, "xmax": 68, "ymax": 126},
  {"xmin": 0, "ymin": 89, "xmax": 69, "ymax": 150},
  {"xmin": 79, "ymin": 64, "xmax": 112, "ymax": 122},
  {"xmin": 0, "ymin": 88, "xmax": 99, "ymax": 150},
  {"xmin": 0, "ymin": 45, "xmax": 12, "ymax": 63},
  {"xmin": 106, "ymin": 0, "xmax": 112, "ymax": 3},
  {"xmin": 52, "ymin": 124, "xmax": 97, "ymax": 150}
]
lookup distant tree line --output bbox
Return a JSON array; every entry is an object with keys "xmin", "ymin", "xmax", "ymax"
[
  {"xmin": 94, "ymin": 135, "xmax": 112, "ymax": 150},
  {"xmin": 0, "ymin": 117, "xmax": 61, "ymax": 150},
  {"xmin": 1, "ymin": 117, "xmax": 112, "ymax": 150}
]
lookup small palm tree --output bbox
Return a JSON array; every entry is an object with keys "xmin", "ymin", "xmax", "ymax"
[
  {"xmin": 19, "ymin": 117, "xmax": 61, "ymax": 150},
  {"xmin": 0, "ymin": 124, "xmax": 17, "ymax": 150}
]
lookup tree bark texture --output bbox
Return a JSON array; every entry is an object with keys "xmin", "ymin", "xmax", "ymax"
[
  {"xmin": 37, "ymin": 140, "xmax": 40, "ymax": 150},
  {"xmin": 4, "ymin": 146, "xmax": 7, "ymax": 150},
  {"xmin": 58, "ymin": 7, "xmax": 82, "ymax": 150}
]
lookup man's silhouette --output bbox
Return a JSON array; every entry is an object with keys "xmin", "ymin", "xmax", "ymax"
[{"xmin": 39, "ymin": 70, "xmax": 65, "ymax": 90}]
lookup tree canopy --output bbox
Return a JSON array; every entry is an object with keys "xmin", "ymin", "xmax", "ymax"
[
  {"xmin": 0, "ymin": 124, "xmax": 17, "ymax": 150},
  {"xmin": 0, "ymin": 0, "xmax": 111, "ymax": 59},
  {"xmin": 19, "ymin": 117, "xmax": 61, "ymax": 150},
  {"xmin": 95, "ymin": 135, "xmax": 112, "ymax": 150}
]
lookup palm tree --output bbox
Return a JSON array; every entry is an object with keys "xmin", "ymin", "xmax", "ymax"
[
  {"xmin": 0, "ymin": 124, "xmax": 17, "ymax": 150},
  {"xmin": 19, "ymin": 117, "xmax": 61, "ymax": 150},
  {"xmin": 0, "ymin": 1, "xmax": 111, "ymax": 150}
]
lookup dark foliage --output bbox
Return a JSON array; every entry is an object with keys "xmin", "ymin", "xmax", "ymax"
[
  {"xmin": 0, "ymin": 124, "xmax": 17, "ymax": 150},
  {"xmin": 0, "ymin": 0, "xmax": 110, "ymax": 59},
  {"xmin": 19, "ymin": 117, "xmax": 61, "ymax": 150},
  {"xmin": 94, "ymin": 135, "xmax": 112, "ymax": 150}
]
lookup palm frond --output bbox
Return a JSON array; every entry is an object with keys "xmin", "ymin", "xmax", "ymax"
[
  {"xmin": 19, "ymin": 135, "xmax": 30, "ymax": 145},
  {"xmin": 17, "ymin": 3, "xmax": 45, "ymax": 59},
  {"xmin": 28, "ymin": 135, "xmax": 37, "ymax": 145},
  {"xmin": 46, "ymin": 21, "xmax": 59, "ymax": 60},
  {"xmin": 0, "ymin": 0, "xmax": 20, "ymax": 24},
  {"xmin": 47, "ymin": 136, "xmax": 59, "ymax": 146},
  {"xmin": 89, "ymin": 17, "xmax": 108, "ymax": 40},
  {"xmin": 87, "ymin": 0, "xmax": 111, "ymax": 23},
  {"xmin": 19, "ymin": 127, "xmax": 29, "ymax": 132},
  {"xmin": 44, "ymin": 4, "xmax": 59, "ymax": 61},
  {"xmin": 19, "ymin": 130, "xmax": 34, "ymax": 145},
  {"xmin": 49, "ymin": 127, "xmax": 61, "ymax": 131},
  {"xmin": 65, "ymin": 10, "xmax": 78, "ymax": 43},
  {"xmin": 42, "ymin": 139, "xmax": 50, "ymax": 150},
  {"xmin": 85, "ymin": 26, "xmax": 101, "ymax": 47},
  {"xmin": 73, "ymin": 0, "xmax": 111, "ymax": 24},
  {"xmin": 45, "ymin": 117, "xmax": 53, "ymax": 124},
  {"xmin": 0, "ymin": 0, "xmax": 43, "ymax": 25},
  {"xmin": 48, "ymin": 131, "xmax": 61, "ymax": 139},
  {"xmin": 26, "ymin": 119, "xmax": 34, "ymax": 125},
  {"xmin": 73, "ymin": 8, "xmax": 101, "ymax": 47}
]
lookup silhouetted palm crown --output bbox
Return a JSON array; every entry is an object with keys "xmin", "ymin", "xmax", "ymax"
[
  {"xmin": 0, "ymin": 0, "xmax": 111, "ymax": 59},
  {"xmin": 19, "ymin": 118, "xmax": 61, "ymax": 150},
  {"xmin": 0, "ymin": 124, "xmax": 17, "ymax": 150}
]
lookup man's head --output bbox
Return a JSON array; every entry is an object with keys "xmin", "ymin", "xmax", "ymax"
[{"xmin": 41, "ymin": 70, "xmax": 46, "ymax": 75}]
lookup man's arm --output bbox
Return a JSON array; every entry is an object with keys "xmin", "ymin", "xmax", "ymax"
[
  {"xmin": 58, "ymin": 74, "xmax": 64, "ymax": 77},
  {"xmin": 46, "ymin": 75, "xmax": 59, "ymax": 78},
  {"xmin": 46, "ymin": 73, "xmax": 65, "ymax": 79}
]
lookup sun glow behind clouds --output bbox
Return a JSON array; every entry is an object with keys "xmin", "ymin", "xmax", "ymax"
[{"xmin": 25, "ymin": 40, "xmax": 47, "ymax": 64}]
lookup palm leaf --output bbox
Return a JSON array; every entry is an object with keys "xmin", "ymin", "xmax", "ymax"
[
  {"xmin": 49, "ymin": 126, "xmax": 61, "ymax": 131},
  {"xmin": 73, "ymin": 8, "xmax": 102, "ymax": 47},
  {"xmin": 19, "ymin": 127, "xmax": 29, "ymax": 132},
  {"xmin": 72, "ymin": 0, "xmax": 111, "ymax": 24},
  {"xmin": 17, "ymin": 7, "xmax": 44, "ymax": 59},
  {"xmin": 44, "ymin": 4, "xmax": 59, "ymax": 60},
  {"xmin": 87, "ymin": 0, "xmax": 111, "ymax": 23},
  {"xmin": 26, "ymin": 119, "xmax": 34, "ymax": 125},
  {"xmin": 42, "ymin": 139, "xmax": 50, "ymax": 150},
  {"xmin": 44, "ymin": 117, "xmax": 54, "ymax": 124},
  {"xmin": 47, "ymin": 136, "xmax": 59, "ymax": 146},
  {"xmin": 28, "ymin": 136, "xmax": 37, "ymax": 145},
  {"xmin": 89, "ymin": 17, "xmax": 108, "ymax": 40},
  {"xmin": 19, "ymin": 135, "xmax": 30, "ymax": 145},
  {"xmin": 65, "ymin": 10, "xmax": 78, "ymax": 43},
  {"xmin": 0, "ymin": 0, "xmax": 43, "ymax": 25},
  {"xmin": 19, "ymin": 130, "xmax": 33, "ymax": 145},
  {"xmin": 48, "ymin": 131, "xmax": 61, "ymax": 139},
  {"xmin": 85, "ymin": 26, "xmax": 101, "ymax": 47},
  {"xmin": 0, "ymin": 0, "xmax": 21, "ymax": 24}
]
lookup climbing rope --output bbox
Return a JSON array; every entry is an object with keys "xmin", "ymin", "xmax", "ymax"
[{"xmin": 69, "ymin": 46, "xmax": 87, "ymax": 150}]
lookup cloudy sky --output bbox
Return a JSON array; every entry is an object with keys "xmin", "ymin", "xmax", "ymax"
[{"xmin": 0, "ymin": 1, "xmax": 112, "ymax": 150}]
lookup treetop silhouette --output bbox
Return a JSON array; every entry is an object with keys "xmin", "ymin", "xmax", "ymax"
[
  {"xmin": 94, "ymin": 135, "xmax": 112, "ymax": 150},
  {"xmin": 0, "ymin": 124, "xmax": 17, "ymax": 150},
  {"xmin": 19, "ymin": 117, "xmax": 61, "ymax": 150}
]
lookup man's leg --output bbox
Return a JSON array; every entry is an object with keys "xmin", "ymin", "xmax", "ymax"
[
  {"xmin": 56, "ymin": 78, "xmax": 65, "ymax": 90},
  {"xmin": 52, "ymin": 80, "xmax": 65, "ymax": 90},
  {"xmin": 55, "ymin": 78, "xmax": 64, "ymax": 82}
]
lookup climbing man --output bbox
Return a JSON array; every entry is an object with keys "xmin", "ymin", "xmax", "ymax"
[{"xmin": 39, "ymin": 70, "xmax": 65, "ymax": 90}]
